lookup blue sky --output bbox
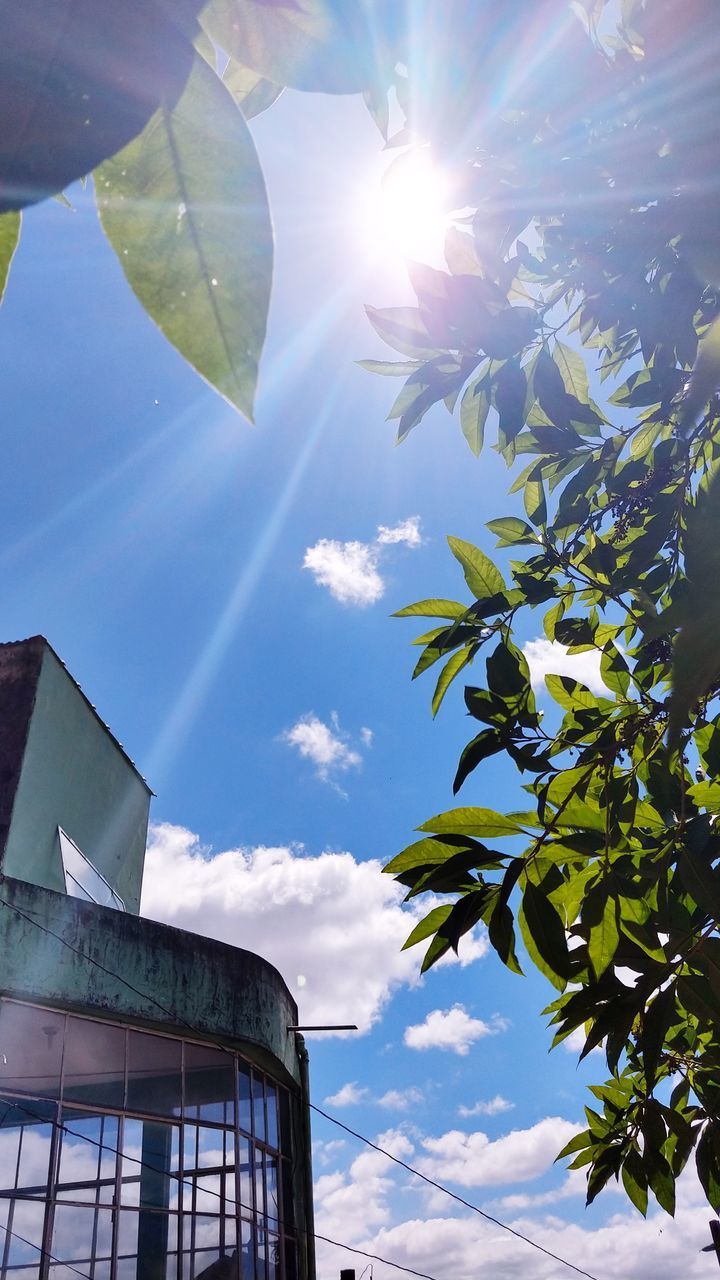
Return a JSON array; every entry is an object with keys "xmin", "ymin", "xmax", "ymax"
[{"xmin": 2, "ymin": 82, "xmax": 715, "ymax": 1280}]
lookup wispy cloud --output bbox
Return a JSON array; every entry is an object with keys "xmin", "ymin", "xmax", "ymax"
[
  {"xmin": 523, "ymin": 636, "xmax": 605, "ymax": 695},
  {"xmin": 376, "ymin": 516, "xmax": 423, "ymax": 547},
  {"xmin": 325, "ymin": 1082, "xmax": 370, "ymax": 1107},
  {"xmin": 281, "ymin": 712, "xmax": 370, "ymax": 791},
  {"xmin": 404, "ymin": 1005, "xmax": 509, "ymax": 1056},
  {"xmin": 324, "ymin": 1083, "xmax": 424, "ymax": 1111},
  {"xmin": 458, "ymin": 1096, "xmax": 514, "ymax": 1118},
  {"xmin": 303, "ymin": 517, "xmax": 422, "ymax": 607}
]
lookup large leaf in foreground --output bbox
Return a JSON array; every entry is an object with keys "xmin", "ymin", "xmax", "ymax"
[
  {"xmin": 0, "ymin": 0, "xmax": 201, "ymax": 212},
  {"xmin": 0, "ymin": 212, "xmax": 20, "ymax": 303},
  {"xmin": 96, "ymin": 54, "xmax": 272, "ymax": 421}
]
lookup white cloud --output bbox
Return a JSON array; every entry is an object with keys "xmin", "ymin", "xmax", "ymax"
[
  {"xmin": 417, "ymin": 1118, "xmax": 580, "ymax": 1188},
  {"xmin": 376, "ymin": 517, "xmax": 423, "ymax": 547},
  {"xmin": 523, "ymin": 637, "xmax": 605, "ymax": 695},
  {"xmin": 324, "ymin": 1083, "xmax": 424, "ymax": 1112},
  {"xmin": 458, "ymin": 1096, "xmax": 514, "ymax": 1118},
  {"xmin": 325, "ymin": 1082, "xmax": 370, "ymax": 1107},
  {"xmin": 141, "ymin": 824, "xmax": 484, "ymax": 1034},
  {"xmin": 377, "ymin": 1087, "xmax": 424, "ymax": 1111},
  {"xmin": 303, "ymin": 538, "xmax": 384, "ymax": 606},
  {"xmin": 281, "ymin": 712, "xmax": 366, "ymax": 787},
  {"xmin": 303, "ymin": 517, "xmax": 422, "ymax": 606},
  {"xmin": 404, "ymin": 1006, "xmax": 508, "ymax": 1056}
]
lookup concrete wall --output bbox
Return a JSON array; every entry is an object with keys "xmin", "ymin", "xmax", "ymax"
[
  {"xmin": 0, "ymin": 876, "xmax": 301, "ymax": 1087},
  {"xmin": 3, "ymin": 646, "xmax": 150, "ymax": 912}
]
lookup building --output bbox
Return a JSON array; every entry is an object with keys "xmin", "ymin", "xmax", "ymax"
[{"xmin": 0, "ymin": 637, "xmax": 314, "ymax": 1280}]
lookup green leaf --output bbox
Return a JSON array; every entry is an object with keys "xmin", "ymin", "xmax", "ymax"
[
  {"xmin": 486, "ymin": 516, "xmax": 538, "ymax": 547},
  {"xmin": 365, "ymin": 306, "xmax": 440, "ymax": 358},
  {"xmin": 677, "ymin": 846, "xmax": 720, "ymax": 921},
  {"xmin": 202, "ymin": 0, "xmax": 373, "ymax": 93},
  {"xmin": 553, "ymin": 340, "xmax": 589, "ymax": 402},
  {"xmin": 621, "ymin": 1148, "xmax": 649, "ymax": 1216},
  {"xmin": 0, "ymin": 212, "xmax": 20, "ymax": 303},
  {"xmin": 524, "ymin": 467, "xmax": 547, "ymax": 527},
  {"xmin": 393, "ymin": 599, "xmax": 468, "ymax": 620},
  {"xmin": 432, "ymin": 647, "xmax": 476, "ymax": 717},
  {"xmin": 357, "ymin": 359, "xmax": 423, "ymax": 377},
  {"xmin": 385, "ymin": 834, "xmax": 488, "ymax": 876},
  {"xmin": 519, "ymin": 881, "xmax": 571, "ymax": 989},
  {"xmin": 221, "ymin": 56, "xmax": 283, "ymax": 118},
  {"xmin": 545, "ymin": 674, "xmax": 600, "ymax": 712},
  {"xmin": 453, "ymin": 729, "xmax": 503, "ymax": 793},
  {"xmin": 447, "ymin": 536, "xmax": 506, "ymax": 599},
  {"xmin": 402, "ymin": 904, "xmax": 452, "ymax": 951},
  {"xmin": 459, "ymin": 378, "xmax": 490, "ymax": 456},
  {"xmin": 96, "ymin": 53, "xmax": 272, "ymax": 421},
  {"xmin": 600, "ymin": 643, "xmax": 630, "ymax": 697},
  {"xmin": 418, "ymin": 807, "xmax": 526, "ymax": 838},
  {"xmin": 585, "ymin": 888, "xmax": 619, "ymax": 979}
]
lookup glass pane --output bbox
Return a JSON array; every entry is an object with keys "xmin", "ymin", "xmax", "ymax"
[
  {"xmin": 256, "ymin": 1223, "xmax": 268, "ymax": 1280},
  {"xmin": 181, "ymin": 1215, "xmax": 238, "ymax": 1279},
  {"xmin": 0, "ymin": 1002, "xmax": 64, "ymax": 1098},
  {"xmin": 184, "ymin": 1043, "xmax": 235, "ymax": 1125},
  {"xmin": 118, "ymin": 1209, "xmax": 178, "ymax": 1280},
  {"xmin": 2, "ymin": 1198, "xmax": 45, "ymax": 1270},
  {"xmin": 238, "ymin": 1066, "xmax": 252, "ymax": 1136},
  {"xmin": 51, "ymin": 1204, "xmax": 114, "ymax": 1271},
  {"xmin": 57, "ymin": 1111, "xmax": 118, "ymax": 1204},
  {"xmin": 122, "ymin": 1119, "xmax": 179, "ymax": 1212},
  {"xmin": 265, "ymin": 1084, "xmax": 278, "ymax": 1152},
  {"xmin": 58, "ymin": 828, "xmax": 126, "ymax": 912},
  {"xmin": 0, "ymin": 1099, "xmax": 55, "ymax": 1198},
  {"xmin": 127, "ymin": 1032, "xmax": 182, "ymax": 1117},
  {"xmin": 238, "ymin": 1137, "xmax": 253, "ymax": 1219},
  {"xmin": 240, "ymin": 1220, "xmax": 255, "ymax": 1280},
  {"xmin": 252, "ymin": 1077, "xmax": 265, "ymax": 1145},
  {"xmin": 255, "ymin": 1151, "xmax": 265, "ymax": 1218},
  {"xmin": 63, "ymin": 1017, "xmax": 125, "ymax": 1109},
  {"xmin": 266, "ymin": 1157, "xmax": 278, "ymax": 1230},
  {"xmin": 267, "ymin": 1233, "xmax": 280, "ymax": 1280}
]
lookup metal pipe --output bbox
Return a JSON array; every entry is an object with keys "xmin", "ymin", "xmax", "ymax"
[{"xmin": 295, "ymin": 1032, "xmax": 317, "ymax": 1280}]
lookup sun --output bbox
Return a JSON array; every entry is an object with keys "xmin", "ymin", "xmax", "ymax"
[{"xmin": 363, "ymin": 149, "xmax": 450, "ymax": 264}]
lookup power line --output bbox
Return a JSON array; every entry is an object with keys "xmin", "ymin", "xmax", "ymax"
[
  {"xmin": 310, "ymin": 1105, "xmax": 601, "ymax": 1280},
  {"xmin": 0, "ymin": 894, "xmax": 603, "ymax": 1280}
]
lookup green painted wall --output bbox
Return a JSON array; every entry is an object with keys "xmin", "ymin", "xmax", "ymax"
[
  {"xmin": 3, "ymin": 647, "xmax": 150, "ymax": 912},
  {"xmin": 0, "ymin": 876, "xmax": 302, "ymax": 1087}
]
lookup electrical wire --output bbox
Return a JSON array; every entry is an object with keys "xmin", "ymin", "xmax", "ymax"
[
  {"xmin": 0, "ymin": 893, "xmax": 604, "ymax": 1280},
  {"xmin": 0, "ymin": 1220, "xmax": 92, "ymax": 1280},
  {"xmin": 310, "ymin": 1105, "xmax": 601, "ymax": 1280}
]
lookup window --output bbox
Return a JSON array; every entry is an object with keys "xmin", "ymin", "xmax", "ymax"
[
  {"xmin": 0, "ymin": 1001, "xmax": 300, "ymax": 1280},
  {"xmin": 58, "ymin": 828, "xmax": 125, "ymax": 912}
]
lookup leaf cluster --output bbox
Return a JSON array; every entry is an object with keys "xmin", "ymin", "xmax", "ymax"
[{"xmin": 371, "ymin": 0, "xmax": 720, "ymax": 1217}]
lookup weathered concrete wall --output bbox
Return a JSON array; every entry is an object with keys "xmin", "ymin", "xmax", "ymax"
[
  {"xmin": 0, "ymin": 876, "xmax": 301, "ymax": 1087},
  {"xmin": 3, "ymin": 645, "xmax": 150, "ymax": 912}
]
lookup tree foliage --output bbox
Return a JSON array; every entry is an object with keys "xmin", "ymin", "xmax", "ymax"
[{"xmin": 367, "ymin": 0, "xmax": 720, "ymax": 1219}]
